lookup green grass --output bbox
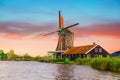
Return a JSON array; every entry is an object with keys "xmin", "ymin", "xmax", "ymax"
[
  {"xmin": 75, "ymin": 58, "xmax": 92, "ymax": 65},
  {"xmin": 75, "ymin": 57, "xmax": 120, "ymax": 72}
]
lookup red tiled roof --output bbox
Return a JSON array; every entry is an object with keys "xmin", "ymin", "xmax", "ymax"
[{"xmin": 64, "ymin": 45, "xmax": 97, "ymax": 54}]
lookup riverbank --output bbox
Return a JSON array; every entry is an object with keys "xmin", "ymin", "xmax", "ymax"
[
  {"xmin": 74, "ymin": 57, "xmax": 120, "ymax": 72},
  {"xmin": 49, "ymin": 57, "xmax": 120, "ymax": 72},
  {"xmin": 0, "ymin": 49, "xmax": 120, "ymax": 72},
  {"xmin": 1, "ymin": 56, "xmax": 120, "ymax": 72}
]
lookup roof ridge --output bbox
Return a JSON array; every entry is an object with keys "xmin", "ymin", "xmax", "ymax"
[{"xmin": 74, "ymin": 44, "xmax": 96, "ymax": 48}]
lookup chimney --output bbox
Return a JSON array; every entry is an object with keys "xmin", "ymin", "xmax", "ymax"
[{"xmin": 93, "ymin": 42, "xmax": 96, "ymax": 45}]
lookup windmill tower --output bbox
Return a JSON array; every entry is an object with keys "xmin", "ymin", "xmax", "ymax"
[
  {"xmin": 56, "ymin": 28, "xmax": 74, "ymax": 51},
  {"xmin": 44, "ymin": 11, "xmax": 79, "ymax": 57}
]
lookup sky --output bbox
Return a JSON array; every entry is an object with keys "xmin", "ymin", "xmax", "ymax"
[{"xmin": 0, "ymin": 0, "xmax": 120, "ymax": 56}]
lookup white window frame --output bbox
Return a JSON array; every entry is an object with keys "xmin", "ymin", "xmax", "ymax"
[
  {"xmin": 99, "ymin": 48, "xmax": 102, "ymax": 52},
  {"xmin": 95, "ymin": 48, "xmax": 98, "ymax": 52},
  {"xmin": 87, "ymin": 54, "xmax": 91, "ymax": 58},
  {"xmin": 79, "ymin": 54, "xmax": 81, "ymax": 57}
]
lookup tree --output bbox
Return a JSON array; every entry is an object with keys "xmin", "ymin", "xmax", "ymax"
[
  {"xmin": 22, "ymin": 53, "xmax": 32, "ymax": 61},
  {"xmin": 0, "ymin": 50, "xmax": 7, "ymax": 60},
  {"xmin": 6, "ymin": 49, "xmax": 19, "ymax": 60},
  {"xmin": 34, "ymin": 56, "xmax": 41, "ymax": 61}
]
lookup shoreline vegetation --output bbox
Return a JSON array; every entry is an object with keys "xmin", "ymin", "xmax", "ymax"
[{"xmin": 0, "ymin": 49, "xmax": 120, "ymax": 72}]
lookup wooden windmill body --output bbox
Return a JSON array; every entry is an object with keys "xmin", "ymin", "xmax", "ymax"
[{"xmin": 56, "ymin": 29, "xmax": 74, "ymax": 51}]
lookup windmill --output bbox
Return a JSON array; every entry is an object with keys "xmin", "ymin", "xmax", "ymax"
[{"xmin": 44, "ymin": 11, "xmax": 79, "ymax": 57}]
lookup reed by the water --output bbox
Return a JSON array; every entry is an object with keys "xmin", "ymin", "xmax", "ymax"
[{"xmin": 75, "ymin": 57, "xmax": 120, "ymax": 72}]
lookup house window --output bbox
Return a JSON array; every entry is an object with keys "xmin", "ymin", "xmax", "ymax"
[
  {"xmin": 71, "ymin": 54, "xmax": 73, "ymax": 57},
  {"xmin": 87, "ymin": 54, "xmax": 91, "ymax": 58},
  {"xmin": 68, "ymin": 55, "xmax": 70, "ymax": 58},
  {"xmin": 95, "ymin": 54, "xmax": 98, "ymax": 57},
  {"xmin": 95, "ymin": 48, "xmax": 98, "ymax": 52},
  {"xmin": 79, "ymin": 54, "xmax": 81, "ymax": 57},
  {"xmin": 66, "ymin": 55, "xmax": 67, "ymax": 57},
  {"xmin": 67, "ymin": 55, "xmax": 69, "ymax": 58},
  {"xmin": 74, "ymin": 55, "xmax": 76, "ymax": 57},
  {"xmin": 99, "ymin": 48, "xmax": 102, "ymax": 52},
  {"xmin": 83, "ymin": 54, "xmax": 85, "ymax": 58},
  {"xmin": 75, "ymin": 54, "xmax": 77, "ymax": 57},
  {"xmin": 72, "ymin": 54, "xmax": 74, "ymax": 57}
]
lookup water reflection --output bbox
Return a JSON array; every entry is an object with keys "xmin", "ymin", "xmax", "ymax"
[
  {"xmin": 0, "ymin": 61, "xmax": 120, "ymax": 80},
  {"xmin": 73, "ymin": 65, "xmax": 120, "ymax": 80},
  {"xmin": 55, "ymin": 64, "xmax": 74, "ymax": 80}
]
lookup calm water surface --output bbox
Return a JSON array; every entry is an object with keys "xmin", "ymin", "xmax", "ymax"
[{"xmin": 0, "ymin": 61, "xmax": 120, "ymax": 80}]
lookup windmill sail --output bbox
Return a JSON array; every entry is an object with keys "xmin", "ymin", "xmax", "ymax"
[
  {"xmin": 56, "ymin": 11, "xmax": 75, "ymax": 51},
  {"xmin": 59, "ymin": 11, "xmax": 64, "ymax": 27}
]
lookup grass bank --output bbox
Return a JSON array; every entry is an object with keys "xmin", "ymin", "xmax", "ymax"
[
  {"xmin": 74, "ymin": 57, "xmax": 120, "ymax": 72},
  {"xmin": 1, "ymin": 54, "xmax": 120, "ymax": 72}
]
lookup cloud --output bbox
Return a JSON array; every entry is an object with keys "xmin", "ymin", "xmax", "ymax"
[
  {"xmin": 3, "ymin": 33, "xmax": 23, "ymax": 40},
  {"xmin": 72, "ymin": 22, "xmax": 120, "ymax": 38},
  {"xmin": 0, "ymin": 21, "xmax": 58, "ymax": 40},
  {"xmin": 0, "ymin": 21, "xmax": 120, "ymax": 40}
]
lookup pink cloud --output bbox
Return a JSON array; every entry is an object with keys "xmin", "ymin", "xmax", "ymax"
[
  {"xmin": 0, "ymin": 21, "xmax": 120, "ymax": 40},
  {"xmin": 72, "ymin": 22, "xmax": 120, "ymax": 38},
  {"xmin": 0, "ymin": 22, "xmax": 57, "ymax": 40},
  {"xmin": 3, "ymin": 33, "xmax": 23, "ymax": 40}
]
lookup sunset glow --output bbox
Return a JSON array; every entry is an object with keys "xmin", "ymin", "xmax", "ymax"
[{"xmin": 0, "ymin": 0, "xmax": 120, "ymax": 56}]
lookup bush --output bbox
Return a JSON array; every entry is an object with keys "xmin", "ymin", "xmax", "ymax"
[
  {"xmin": 0, "ymin": 50, "xmax": 7, "ymax": 60},
  {"xmin": 35, "ymin": 56, "xmax": 53, "ymax": 62},
  {"xmin": 91, "ymin": 58, "xmax": 109, "ymax": 70},
  {"xmin": 22, "ymin": 53, "xmax": 32, "ymax": 61},
  {"xmin": 75, "ymin": 58, "xmax": 92, "ymax": 65},
  {"xmin": 33, "ymin": 56, "xmax": 41, "ymax": 61},
  {"xmin": 6, "ymin": 49, "xmax": 19, "ymax": 60},
  {"xmin": 91, "ymin": 57, "xmax": 120, "ymax": 72},
  {"xmin": 74, "ymin": 57, "xmax": 120, "ymax": 72},
  {"xmin": 52, "ymin": 58, "xmax": 65, "ymax": 63},
  {"xmin": 108, "ymin": 58, "xmax": 120, "ymax": 72}
]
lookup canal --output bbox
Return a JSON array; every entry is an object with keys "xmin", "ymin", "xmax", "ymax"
[{"xmin": 0, "ymin": 61, "xmax": 120, "ymax": 80}]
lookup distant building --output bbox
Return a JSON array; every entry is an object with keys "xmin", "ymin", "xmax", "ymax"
[
  {"xmin": 111, "ymin": 51, "xmax": 120, "ymax": 57},
  {"xmin": 63, "ymin": 43, "xmax": 109, "ymax": 60}
]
